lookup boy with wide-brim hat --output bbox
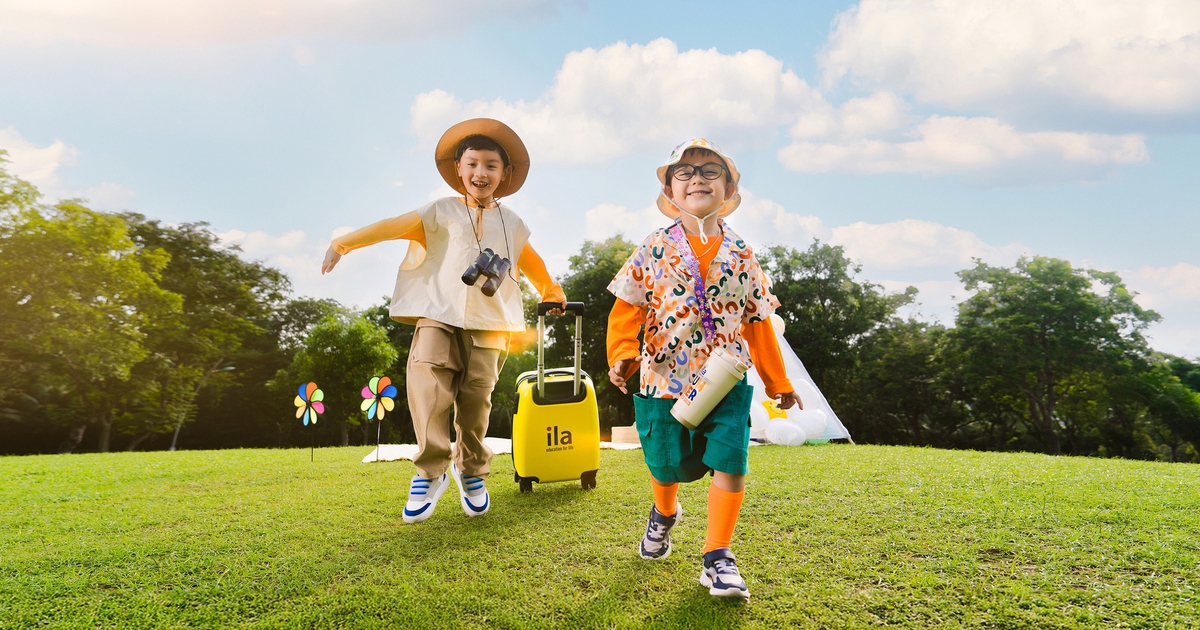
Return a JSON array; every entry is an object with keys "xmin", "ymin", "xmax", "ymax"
[
  {"xmin": 322, "ymin": 118, "xmax": 566, "ymax": 524},
  {"xmin": 606, "ymin": 138, "xmax": 801, "ymax": 599}
]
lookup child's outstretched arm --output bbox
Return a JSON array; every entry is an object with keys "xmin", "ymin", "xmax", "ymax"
[
  {"xmin": 742, "ymin": 318, "xmax": 803, "ymax": 410},
  {"xmin": 321, "ymin": 210, "xmax": 425, "ymax": 274},
  {"xmin": 516, "ymin": 243, "xmax": 566, "ymax": 305},
  {"xmin": 606, "ymin": 298, "xmax": 644, "ymax": 394}
]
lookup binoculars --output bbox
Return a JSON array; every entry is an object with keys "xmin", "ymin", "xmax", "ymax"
[{"xmin": 461, "ymin": 248, "xmax": 511, "ymax": 297}]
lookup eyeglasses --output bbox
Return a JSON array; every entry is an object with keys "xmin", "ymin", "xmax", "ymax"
[{"xmin": 671, "ymin": 162, "xmax": 727, "ymax": 182}]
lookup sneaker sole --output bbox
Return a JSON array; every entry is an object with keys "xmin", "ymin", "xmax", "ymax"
[
  {"xmin": 450, "ymin": 464, "xmax": 490, "ymax": 517},
  {"xmin": 402, "ymin": 475, "xmax": 449, "ymax": 524},
  {"xmin": 699, "ymin": 572, "xmax": 750, "ymax": 599},
  {"xmin": 638, "ymin": 502, "xmax": 682, "ymax": 560}
]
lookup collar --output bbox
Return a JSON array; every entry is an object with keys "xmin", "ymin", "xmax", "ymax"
[
  {"xmin": 664, "ymin": 221, "xmax": 733, "ymax": 278},
  {"xmin": 461, "ymin": 196, "xmax": 499, "ymax": 210}
]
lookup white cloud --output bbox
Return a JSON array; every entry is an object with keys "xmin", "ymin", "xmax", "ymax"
[
  {"xmin": 830, "ymin": 219, "xmax": 1028, "ymax": 270},
  {"xmin": 411, "ymin": 38, "xmax": 825, "ymax": 164},
  {"xmin": 217, "ymin": 227, "xmax": 404, "ymax": 309},
  {"xmin": 779, "ymin": 110, "xmax": 1148, "ymax": 177},
  {"xmin": 583, "ymin": 203, "xmax": 668, "ymax": 241},
  {"xmin": 413, "ymin": 37, "xmax": 1158, "ymax": 178},
  {"xmin": 0, "ymin": 126, "xmax": 78, "ymax": 190},
  {"xmin": 723, "ymin": 190, "xmax": 825, "ymax": 250},
  {"xmin": 0, "ymin": 0, "xmax": 577, "ymax": 48},
  {"xmin": 821, "ymin": 0, "xmax": 1200, "ymax": 115},
  {"xmin": 0, "ymin": 127, "xmax": 136, "ymax": 210},
  {"xmin": 78, "ymin": 182, "xmax": 138, "ymax": 211},
  {"xmin": 1133, "ymin": 263, "xmax": 1200, "ymax": 308},
  {"xmin": 1126, "ymin": 263, "xmax": 1200, "ymax": 357}
]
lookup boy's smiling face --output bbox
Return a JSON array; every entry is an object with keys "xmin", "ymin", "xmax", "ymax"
[
  {"xmin": 663, "ymin": 151, "xmax": 736, "ymax": 219},
  {"xmin": 456, "ymin": 148, "xmax": 509, "ymax": 203}
]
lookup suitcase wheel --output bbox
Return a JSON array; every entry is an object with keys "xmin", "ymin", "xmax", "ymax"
[
  {"xmin": 519, "ymin": 478, "xmax": 534, "ymax": 493},
  {"xmin": 580, "ymin": 470, "xmax": 597, "ymax": 490}
]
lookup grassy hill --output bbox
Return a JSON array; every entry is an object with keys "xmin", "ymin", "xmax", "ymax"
[{"xmin": 2, "ymin": 444, "xmax": 1198, "ymax": 629}]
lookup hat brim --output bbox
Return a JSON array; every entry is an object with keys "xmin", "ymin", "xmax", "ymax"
[{"xmin": 435, "ymin": 118, "xmax": 530, "ymax": 198}]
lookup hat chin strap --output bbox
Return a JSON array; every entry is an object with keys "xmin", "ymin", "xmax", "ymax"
[{"xmin": 663, "ymin": 194, "xmax": 732, "ymax": 245}]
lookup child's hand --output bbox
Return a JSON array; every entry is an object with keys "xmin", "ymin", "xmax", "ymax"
[
  {"xmin": 775, "ymin": 391, "xmax": 803, "ymax": 410},
  {"xmin": 608, "ymin": 356, "xmax": 643, "ymax": 394},
  {"xmin": 321, "ymin": 246, "xmax": 341, "ymax": 275}
]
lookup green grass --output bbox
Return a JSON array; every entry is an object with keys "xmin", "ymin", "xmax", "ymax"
[{"xmin": 2, "ymin": 444, "xmax": 1199, "ymax": 629}]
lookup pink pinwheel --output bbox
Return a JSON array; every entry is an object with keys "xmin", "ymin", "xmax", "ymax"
[
  {"xmin": 361, "ymin": 376, "xmax": 397, "ymax": 420},
  {"xmin": 295, "ymin": 382, "xmax": 325, "ymax": 426}
]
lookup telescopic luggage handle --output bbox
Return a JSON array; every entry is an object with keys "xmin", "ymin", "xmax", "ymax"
[
  {"xmin": 536, "ymin": 302, "xmax": 586, "ymax": 397},
  {"xmin": 537, "ymin": 301, "xmax": 585, "ymax": 316}
]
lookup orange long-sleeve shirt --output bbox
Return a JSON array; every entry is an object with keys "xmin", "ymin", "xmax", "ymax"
[
  {"xmin": 607, "ymin": 234, "xmax": 794, "ymax": 398},
  {"xmin": 331, "ymin": 205, "xmax": 566, "ymax": 304}
]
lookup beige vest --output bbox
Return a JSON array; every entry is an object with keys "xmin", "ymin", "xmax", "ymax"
[{"xmin": 389, "ymin": 197, "xmax": 530, "ymax": 333}]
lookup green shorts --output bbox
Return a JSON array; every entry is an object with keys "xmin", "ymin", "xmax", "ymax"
[{"xmin": 633, "ymin": 378, "xmax": 753, "ymax": 483}]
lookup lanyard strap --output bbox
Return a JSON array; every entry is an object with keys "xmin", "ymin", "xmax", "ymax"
[{"xmin": 667, "ymin": 222, "xmax": 719, "ymax": 343}]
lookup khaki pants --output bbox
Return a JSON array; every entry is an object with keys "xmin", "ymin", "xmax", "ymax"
[{"xmin": 407, "ymin": 319, "xmax": 507, "ymax": 479}]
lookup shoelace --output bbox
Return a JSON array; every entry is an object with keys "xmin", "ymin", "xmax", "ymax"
[
  {"xmin": 646, "ymin": 520, "xmax": 669, "ymax": 543},
  {"xmin": 462, "ymin": 475, "xmax": 485, "ymax": 494},
  {"xmin": 711, "ymin": 558, "xmax": 742, "ymax": 580},
  {"xmin": 409, "ymin": 476, "xmax": 433, "ymax": 499}
]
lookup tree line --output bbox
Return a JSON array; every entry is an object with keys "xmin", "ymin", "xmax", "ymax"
[{"xmin": 2, "ymin": 156, "xmax": 1199, "ymax": 460}]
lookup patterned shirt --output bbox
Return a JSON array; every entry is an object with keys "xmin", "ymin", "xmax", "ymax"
[{"xmin": 607, "ymin": 222, "xmax": 780, "ymax": 398}]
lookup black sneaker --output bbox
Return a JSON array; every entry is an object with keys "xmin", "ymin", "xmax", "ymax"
[
  {"xmin": 700, "ymin": 548, "xmax": 750, "ymax": 599},
  {"xmin": 638, "ymin": 502, "xmax": 682, "ymax": 560}
]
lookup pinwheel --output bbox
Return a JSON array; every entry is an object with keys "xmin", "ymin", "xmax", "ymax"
[
  {"xmin": 361, "ymin": 376, "xmax": 397, "ymax": 421},
  {"xmin": 295, "ymin": 382, "xmax": 324, "ymax": 426}
]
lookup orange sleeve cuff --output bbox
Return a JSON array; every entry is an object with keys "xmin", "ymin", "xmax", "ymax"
[
  {"xmin": 607, "ymin": 298, "xmax": 644, "ymax": 368},
  {"xmin": 742, "ymin": 318, "xmax": 793, "ymax": 398},
  {"xmin": 517, "ymin": 243, "xmax": 566, "ymax": 304},
  {"xmin": 331, "ymin": 210, "xmax": 425, "ymax": 255}
]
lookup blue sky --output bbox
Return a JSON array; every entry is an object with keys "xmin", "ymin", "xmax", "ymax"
[{"xmin": 2, "ymin": 0, "xmax": 1199, "ymax": 355}]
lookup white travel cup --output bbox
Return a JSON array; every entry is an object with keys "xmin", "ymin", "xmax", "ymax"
[{"xmin": 670, "ymin": 347, "xmax": 749, "ymax": 429}]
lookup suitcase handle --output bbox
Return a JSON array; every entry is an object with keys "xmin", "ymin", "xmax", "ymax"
[
  {"xmin": 536, "ymin": 302, "xmax": 586, "ymax": 397},
  {"xmin": 537, "ymin": 301, "xmax": 585, "ymax": 316}
]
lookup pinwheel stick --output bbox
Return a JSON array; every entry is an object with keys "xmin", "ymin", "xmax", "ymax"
[{"xmin": 361, "ymin": 375, "xmax": 396, "ymax": 463}]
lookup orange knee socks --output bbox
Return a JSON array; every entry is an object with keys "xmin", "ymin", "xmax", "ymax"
[
  {"xmin": 651, "ymin": 478, "xmax": 678, "ymax": 517},
  {"xmin": 703, "ymin": 483, "xmax": 745, "ymax": 553}
]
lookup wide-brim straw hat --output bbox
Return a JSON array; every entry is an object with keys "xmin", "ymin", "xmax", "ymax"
[
  {"xmin": 435, "ymin": 118, "xmax": 530, "ymax": 199},
  {"xmin": 655, "ymin": 138, "xmax": 742, "ymax": 220}
]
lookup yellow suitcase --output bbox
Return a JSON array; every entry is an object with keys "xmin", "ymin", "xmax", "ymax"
[{"xmin": 512, "ymin": 302, "xmax": 600, "ymax": 492}]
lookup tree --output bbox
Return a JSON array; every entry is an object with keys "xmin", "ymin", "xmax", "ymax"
[
  {"xmin": 117, "ymin": 215, "xmax": 289, "ymax": 450},
  {"xmin": 840, "ymin": 320, "xmax": 971, "ymax": 448},
  {"xmin": 757, "ymin": 241, "xmax": 915, "ymax": 407},
  {"xmin": 951, "ymin": 257, "xmax": 1159, "ymax": 455},
  {"xmin": 0, "ymin": 199, "xmax": 181, "ymax": 452},
  {"xmin": 271, "ymin": 315, "xmax": 397, "ymax": 446},
  {"xmin": 182, "ymin": 297, "xmax": 348, "ymax": 452},
  {"xmin": 545, "ymin": 235, "xmax": 637, "ymax": 430}
]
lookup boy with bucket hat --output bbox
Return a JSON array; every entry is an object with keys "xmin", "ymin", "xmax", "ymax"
[
  {"xmin": 606, "ymin": 138, "xmax": 801, "ymax": 599},
  {"xmin": 322, "ymin": 118, "xmax": 566, "ymax": 524}
]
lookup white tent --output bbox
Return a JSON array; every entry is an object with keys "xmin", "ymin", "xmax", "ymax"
[{"xmin": 746, "ymin": 314, "xmax": 852, "ymax": 445}]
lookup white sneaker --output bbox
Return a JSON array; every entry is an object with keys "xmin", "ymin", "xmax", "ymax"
[
  {"xmin": 700, "ymin": 548, "xmax": 750, "ymax": 599},
  {"xmin": 402, "ymin": 473, "xmax": 449, "ymax": 524},
  {"xmin": 639, "ymin": 502, "xmax": 683, "ymax": 560},
  {"xmin": 449, "ymin": 462, "xmax": 490, "ymax": 517}
]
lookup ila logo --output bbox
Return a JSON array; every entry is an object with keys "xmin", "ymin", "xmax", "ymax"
[{"xmin": 546, "ymin": 425, "xmax": 573, "ymax": 446}]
